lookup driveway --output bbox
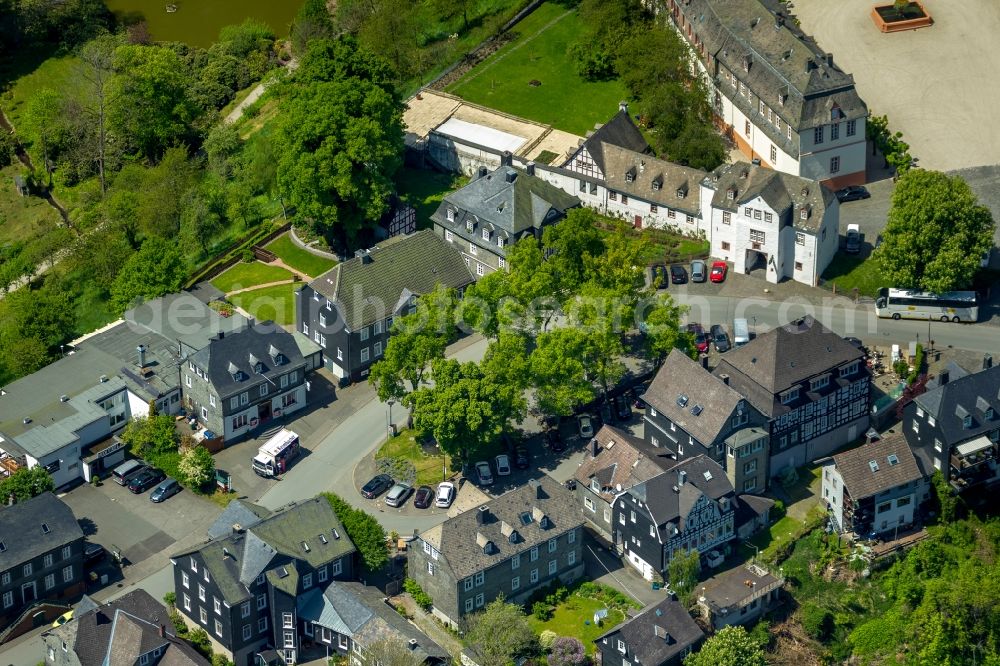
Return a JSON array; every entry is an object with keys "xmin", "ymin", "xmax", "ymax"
[{"xmin": 789, "ymin": 0, "xmax": 1000, "ymax": 171}]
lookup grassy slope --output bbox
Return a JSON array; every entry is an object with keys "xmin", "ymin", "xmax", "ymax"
[
  {"xmin": 447, "ymin": 3, "xmax": 630, "ymax": 135},
  {"xmin": 822, "ymin": 253, "xmax": 886, "ymax": 298},
  {"xmin": 0, "ymin": 163, "xmax": 62, "ymax": 245},
  {"xmin": 376, "ymin": 429, "xmax": 451, "ymax": 487},
  {"xmin": 264, "ymin": 234, "xmax": 336, "ymax": 278},
  {"xmin": 395, "ymin": 167, "xmax": 468, "ymax": 230},
  {"xmin": 210, "ymin": 261, "xmax": 292, "ymax": 293},
  {"xmin": 229, "ymin": 283, "xmax": 298, "ymax": 325}
]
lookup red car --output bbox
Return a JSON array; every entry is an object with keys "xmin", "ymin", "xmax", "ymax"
[
  {"xmin": 710, "ymin": 261, "xmax": 728, "ymax": 283},
  {"xmin": 687, "ymin": 323, "xmax": 710, "ymax": 353}
]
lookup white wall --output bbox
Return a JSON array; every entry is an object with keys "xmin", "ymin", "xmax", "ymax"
[
  {"xmin": 719, "ymin": 94, "xmax": 800, "ymax": 175},
  {"xmin": 710, "ymin": 195, "xmax": 783, "ymax": 283},
  {"xmin": 798, "ymin": 118, "xmax": 867, "ymax": 183}
]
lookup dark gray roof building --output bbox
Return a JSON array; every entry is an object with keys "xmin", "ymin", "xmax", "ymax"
[
  {"xmin": 207, "ymin": 499, "xmax": 273, "ymax": 541},
  {"xmin": 630, "ymin": 456, "xmax": 733, "ymax": 530},
  {"xmin": 912, "ymin": 364, "xmax": 1000, "ymax": 447},
  {"xmin": 0, "ymin": 492, "xmax": 83, "ymax": 573},
  {"xmin": 596, "ymin": 597, "xmax": 704, "ymax": 666},
  {"xmin": 831, "ymin": 434, "xmax": 923, "ymax": 500},
  {"xmin": 574, "ymin": 107, "xmax": 650, "ymax": 174}
]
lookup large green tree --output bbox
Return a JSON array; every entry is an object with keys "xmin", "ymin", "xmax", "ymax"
[
  {"xmin": 119, "ymin": 414, "xmax": 179, "ymax": 459},
  {"xmin": 277, "ymin": 37, "xmax": 404, "ymax": 245},
  {"xmin": 464, "ymin": 597, "xmax": 540, "ymax": 666},
  {"xmin": 639, "ymin": 293, "xmax": 693, "ymax": 366},
  {"xmin": 874, "ymin": 169, "xmax": 994, "ymax": 292},
  {"xmin": 0, "ymin": 284, "xmax": 76, "ymax": 377},
  {"xmin": 324, "ymin": 493, "xmax": 388, "ymax": 571},
  {"xmin": 0, "ymin": 467, "xmax": 55, "ymax": 503},
  {"xmin": 684, "ymin": 625, "xmax": 767, "ymax": 666},
  {"xmin": 109, "ymin": 237, "xmax": 187, "ymax": 315},
  {"xmin": 530, "ymin": 327, "xmax": 596, "ymax": 417},
  {"xmin": 291, "ymin": 0, "xmax": 335, "ymax": 55}
]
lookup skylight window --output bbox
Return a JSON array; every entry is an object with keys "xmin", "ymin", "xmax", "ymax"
[
  {"xmin": 869, "ymin": 460, "xmax": 879, "ymax": 473},
  {"xmin": 887, "ymin": 454, "xmax": 899, "ymax": 466}
]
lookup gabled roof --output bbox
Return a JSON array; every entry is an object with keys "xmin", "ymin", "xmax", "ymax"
[
  {"xmin": 713, "ymin": 315, "xmax": 864, "ymax": 416},
  {"xmin": 704, "ymin": 162, "xmax": 835, "ymax": 233},
  {"xmin": 646, "ymin": 350, "xmax": 749, "ymax": 447},
  {"xmin": 574, "ymin": 425, "xmax": 671, "ymax": 499},
  {"xmin": 831, "ymin": 432, "xmax": 924, "ymax": 499},
  {"xmin": 0, "ymin": 492, "xmax": 82, "ymax": 571},
  {"xmin": 190, "ymin": 323, "xmax": 306, "ymax": 400},
  {"xmin": 172, "ymin": 497, "xmax": 356, "ymax": 605},
  {"xmin": 435, "ymin": 166, "xmax": 580, "ymax": 237},
  {"xmin": 599, "ymin": 145, "xmax": 705, "ymax": 215},
  {"xmin": 912, "ymin": 364, "xmax": 1000, "ymax": 446},
  {"xmin": 628, "ymin": 456, "xmax": 734, "ymax": 529},
  {"xmin": 577, "ymin": 108, "xmax": 650, "ymax": 173},
  {"xmin": 419, "ymin": 476, "xmax": 583, "ymax": 580},
  {"xmin": 309, "ymin": 230, "xmax": 475, "ymax": 331},
  {"xmin": 207, "ymin": 499, "xmax": 272, "ymax": 540},
  {"xmin": 597, "ymin": 597, "xmax": 703, "ymax": 665}
]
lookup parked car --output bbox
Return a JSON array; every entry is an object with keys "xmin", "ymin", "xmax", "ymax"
[
  {"xmin": 670, "ymin": 264, "xmax": 688, "ymax": 284},
  {"xmin": 845, "ymin": 223, "xmax": 861, "ymax": 254},
  {"xmin": 52, "ymin": 611, "xmax": 74, "ymax": 628},
  {"xmin": 127, "ymin": 468, "xmax": 165, "ymax": 494},
  {"xmin": 710, "ymin": 324, "xmax": 730, "ymax": 353},
  {"xmin": 513, "ymin": 446, "xmax": 530, "ymax": 470},
  {"xmin": 690, "ymin": 260, "xmax": 707, "ymax": 283},
  {"xmin": 385, "ymin": 483, "xmax": 413, "ymax": 508},
  {"xmin": 835, "ymin": 185, "xmax": 870, "ymax": 202},
  {"xmin": 435, "ymin": 481, "xmax": 455, "ymax": 508},
  {"xmin": 495, "ymin": 454, "xmax": 512, "ymax": 476},
  {"xmin": 546, "ymin": 428, "xmax": 566, "ymax": 453},
  {"xmin": 83, "ymin": 542, "xmax": 105, "ymax": 566},
  {"xmin": 150, "ymin": 477, "xmax": 181, "ymax": 503},
  {"xmin": 577, "ymin": 414, "xmax": 594, "ymax": 439},
  {"xmin": 687, "ymin": 323, "xmax": 710, "ymax": 354},
  {"xmin": 710, "ymin": 260, "xmax": 728, "ymax": 283},
  {"xmin": 613, "ymin": 394, "xmax": 631, "ymax": 421},
  {"xmin": 360, "ymin": 473, "xmax": 393, "ymax": 499},
  {"xmin": 633, "ymin": 390, "xmax": 647, "ymax": 409},
  {"xmin": 651, "ymin": 264, "xmax": 668, "ymax": 288},
  {"xmin": 414, "ymin": 485, "xmax": 434, "ymax": 509},
  {"xmin": 475, "ymin": 460, "xmax": 494, "ymax": 486}
]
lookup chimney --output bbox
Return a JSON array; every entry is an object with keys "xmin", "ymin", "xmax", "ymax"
[
  {"xmin": 354, "ymin": 249, "xmax": 366, "ymax": 260},
  {"xmin": 939, "ymin": 370, "xmax": 949, "ymax": 385},
  {"xmin": 476, "ymin": 505, "xmax": 490, "ymax": 526},
  {"xmin": 700, "ymin": 354, "xmax": 709, "ymax": 370},
  {"xmin": 408, "ymin": 639, "xmax": 418, "ymax": 650},
  {"xmin": 504, "ymin": 169, "xmax": 517, "ymax": 184},
  {"xmin": 137, "ymin": 344, "xmax": 146, "ymax": 368},
  {"xmin": 478, "ymin": 165, "xmax": 488, "ymax": 179},
  {"xmin": 218, "ymin": 331, "xmax": 224, "ymax": 340},
  {"xmin": 804, "ymin": 58, "xmax": 815, "ymax": 73},
  {"xmin": 720, "ymin": 373, "xmax": 730, "ymax": 385},
  {"xmin": 526, "ymin": 161, "xmax": 536, "ymax": 176},
  {"xmin": 984, "ymin": 355, "xmax": 993, "ymax": 370},
  {"xmin": 740, "ymin": 169, "xmax": 748, "ymax": 179},
  {"xmin": 529, "ymin": 478, "xmax": 544, "ymax": 499},
  {"xmin": 501, "ymin": 151, "xmax": 513, "ymax": 167},
  {"xmin": 825, "ymin": 53, "xmax": 834, "ymax": 68},
  {"xmin": 619, "ymin": 100, "xmax": 628, "ymax": 114},
  {"xmin": 678, "ymin": 469, "xmax": 687, "ymax": 486},
  {"xmin": 159, "ymin": 624, "xmax": 165, "ymax": 638},
  {"xmin": 232, "ymin": 523, "xmax": 243, "ymax": 534},
  {"xmin": 590, "ymin": 437, "xmax": 599, "ymax": 458},
  {"xmin": 362, "ymin": 251, "xmax": 373, "ymax": 264}
]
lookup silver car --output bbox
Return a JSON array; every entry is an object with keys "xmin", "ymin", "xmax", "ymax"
[
  {"xmin": 384, "ymin": 483, "xmax": 412, "ymax": 507},
  {"xmin": 475, "ymin": 461, "xmax": 494, "ymax": 486},
  {"xmin": 690, "ymin": 260, "xmax": 707, "ymax": 283}
]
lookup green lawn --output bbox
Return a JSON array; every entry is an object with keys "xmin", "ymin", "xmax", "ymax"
[
  {"xmin": 3, "ymin": 54, "xmax": 82, "ymax": 129},
  {"xmin": 210, "ymin": 261, "xmax": 292, "ymax": 293},
  {"xmin": 396, "ymin": 167, "xmax": 468, "ymax": 229},
  {"xmin": 0, "ymin": 164, "xmax": 62, "ymax": 245},
  {"xmin": 528, "ymin": 596, "xmax": 625, "ymax": 654},
  {"xmin": 265, "ymin": 234, "xmax": 336, "ymax": 278},
  {"xmin": 447, "ymin": 3, "xmax": 631, "ymax": 135},
  {"xmin": 822, "ymin": 253, "xmax": 885, "ymax": 298},
  {"xmin": 229, "ymin": 283, "xmax": 298, "ymax": 325},
  {"xmin": 376, "ymin": 429, "xmax": 452, "ymax": 487}
]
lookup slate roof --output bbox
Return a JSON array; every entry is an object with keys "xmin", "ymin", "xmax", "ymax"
[
  {"xmin": 301, "ymin": 582, "xmax": 448, "ymax": 663},
  {"xmin": 734, "ymin": 494, "xmax": 775, "ymax": 531},
  {"xmin": 698, "ymin": 563, "xmax": 783, "ymax": 613},
  {"xmin": 675, "ymin": 0, "xmax": 867, "ymax": 154},
  {"xmin": 646, "ymin": 350, "xmax": 748, "ymax": 448},
  {"xmin": 628, "ymin": 456, "xmax": 734, "ymax": 530},
  {"xmin": 172, "ymin": 497, "xmax": 356, "ymax": 605},
  {"xmin": 0, "ymin": 492, "xmax": 82, "ymax": 571},
  {"xmin": 704, "ymin": 162, "xmax": 835, "ymax": 233},
  {"xmin": 419, "ymin": 476, "xmax": 583, "ymax": 580},
  {"xmin": 189, "ymin": 323, "xmax": 306, "ymax": 401},
  {"xmin": 597, "ymin": 597, "xmax": 703, "ymax": 665},
  {"xmin": 832, "ymin": 432, "xmax": 924, "ymax": 500},
  {"xmin": 574, "ymin": 425, "xmax": 670, "ymax": 500},
  {"xmin": 912, "ymin": 364, "xmax": 1000, "ymax": 447},
  {"xmin": 309, "ymin": 230, "xmax": 475, "ymax": 331},
  {"xmin": 432, "ymin": 166, "xmax": 581, "ymax": 241},
  {"xmin": 46, "ymin": 589, "xmax": 209, "ymax": 666},
  {"xmin": 124, "ymin": 291, "xmax": 248, "ymax": 354},
  {"xmin": 713, "ymin": 315, "xmax": 865, "ymax": 417},
  {"xmin": 207, "ymin": 499, "xmax": 272, "ymax": 540},
  {"xmin": 576, "ymin": 108, "xmax": 650, "ymax": 174},
  {"xmin": 599, "ymin": 145, "xmax": 706, "ymax": 216}
]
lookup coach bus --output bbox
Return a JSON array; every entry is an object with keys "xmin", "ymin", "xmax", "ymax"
[{"xmin": 875, "ymin": 288, "xmax": 978, "ymax": 322}]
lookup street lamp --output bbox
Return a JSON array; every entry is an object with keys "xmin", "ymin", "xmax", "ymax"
[{"xmin": 386, "ymin": 399, "xmax": 395, "ymax": 440}]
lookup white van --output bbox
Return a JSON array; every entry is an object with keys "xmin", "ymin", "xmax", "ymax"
[{"xmin": 733, "ymin": 318, "xmax": 750, "ymax": 348}]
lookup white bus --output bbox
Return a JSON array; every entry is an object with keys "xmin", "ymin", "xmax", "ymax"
[{"xmin": 875, "ymin": 288, "xmax": 978, "ymax": 322}]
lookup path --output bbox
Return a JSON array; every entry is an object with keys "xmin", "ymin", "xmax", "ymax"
[
  {"xmin": 220, "ymin": 257, "xmax": 312, "ymax": 298},
  {"xmin": 225, "ymin": 278, "xmax": 296, "ymax": 297},
  {"xmin": 225, "ymin": 57, "xmax": 298, "ymax": 125}
]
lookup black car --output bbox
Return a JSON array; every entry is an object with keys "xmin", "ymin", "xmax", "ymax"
[
  {"xmin": 413, "ymin": 485, "xmax": 434, "ymax": 509},
  {"xmin": 546, "ymin": 428, "xmax": 566, "ymax": 453},
  {"xmin": 710, "ymin": 324, "xmax": 730, "ymax": 353},
  {"xmin": 83, "ymin": 542, "xmax": 105, "ymax": 566},
  {"xmin": 613, "ymin": 394, "xmax": 631, "ymax": 421},
  {"xmin": 360, "ymin": 474, "xmax": 393, "ymax": 499},
  {"xmin": 670, "ymin": 264, "xmax": 688, "ymax": 284},
  {"xmin": 651, "ymin": 264, "xmax": 668, "ymax": 288},
  {"xmin": 513, "ymin": 445, "xmax": 530, "ymax": 470},
  {"xmin": 835, "ymin": 185, "xmax": 870, "ymax": 202},
  {"xmin": 127, "ymin": 468, "xmax": 165, "ymax": 494}
]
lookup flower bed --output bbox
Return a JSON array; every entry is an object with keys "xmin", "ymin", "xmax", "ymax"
[{"xmin": 871, "ymin": 1, "xmax": 933, "ymax": 33}]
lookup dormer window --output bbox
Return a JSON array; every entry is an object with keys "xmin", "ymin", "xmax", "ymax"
[
  {"xmin": 840, "ymin": 361, "xmax": 859, "ymax": 377},
  {"xmin": 810, "ymin": 374, "xmax": 830, "ymax": 391},
  {"xmin": 625, "ymin": 167, "xmax": 635, "ymax": 183},
  {"xmin": 988, "ymin": 407, "xmax": 996, "ymax": 421},
  {"xmin": 590, "ymin": 479, "xmax": 600, "ymax": 493},
  {"xmin": 726, "ymin": 187, "xmax": 736, "ymax": 200},
  {"xmin": 964, "ymin": 415, "xmax": 973, "ymax": 429},
  {"xmin": 466, "ymin": 220, "xmax": 474, "ymax": 232},
  {"xmin": 482, "ymin": 228, "xmax": 490, "ymax": 241},
  {"xmin": 742, "ymin": 54, "xmax": 751, "ymax": 72},
  {"xmin": 652, "ymin": 180, "xmax": 661, "ymax": 191},
  {"xmin": 781, "ymin": 387, "xmax": 800, "ymax": 404},
  {"xmin": 497, "ymin": 237, "xmax": 505, "ymax": 248},
  {"xmin": 800, "ymin": 205, "xmax": 810, "ymax": 220},
  {"xmin": 447, "ymin": 209, "xmax": 455, "ymax": 222},
  {"xmin": 676, "ymin": 188, "xmax": 687, "ymax": 199}
]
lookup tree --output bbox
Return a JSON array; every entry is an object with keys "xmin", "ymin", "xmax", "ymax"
[
  {"xmin": 464, "ymin": 597, "xmax": 539, "ymax": 666},
  {"xmin": 541, "ymin": 207, "xmax": 606, "ymax": 297},
  {"xmin": 204, "ymin": 123, "xmax": 243, "ymax": 178},
  {"xmin": 530, "ymin": 327, "xmax": 596, "ymax": 417},
  {"xmin": 277, "ymin": 37, "xmax": 404, "ymax": 244},
  {"xmin": 0, "ymin": 284, "xmax": 75, "ymax": 378},
  {"xmin": 291, "ymin": 0, "xmax": 335, "ymax": 55},
  {"xmin": 874, "ymin": 169, "xmax": 994, "ymax": 292},
  {"xmin": 139, "ymin": 146, "xmax": 200, "ymax": 239},
  {"xmin": 0, "ymin": 467, "xmax": 55, "ymax": 503},
  {"xmin": 78, "ymin": 33, "xmax": 122, "ymax": 194},
  {"xmin": 460, "ymin": 269, "xmax": 514, "ymax": 339},
  {"xmin": 324, "ymin": 493, "xmax": 388, "ymax": 571},
  {"xmin": 364, "ymin": 638, "xmax": 424, "ymax": 666},
  {"xmin": 109, "ymin": 236, "xmax": 187, "ymax": 314},
  {"xmin": 684, "ymin": 625, "xmax": 767, "ymax": 666},
  {"xmin": 20, "ymin": 87, "xmax": 64, "ymax": 186},
  {"xmin": 547, "ymin": 637, "xmax": 587, "ymax": 666},
  {"xmin": 178, "ymin": 445, "xmax": 215, "ymax": 489},
  {"xmin": 639, "ymin": 293, "xmax": 692, "ymax": 366},
  {"xmin": 119, "ymin": 414, "xmax": 179, "ymax": 459},
  {"xmin": 667, "ymin": 549, "xmax": 701, "ymax": 605}
]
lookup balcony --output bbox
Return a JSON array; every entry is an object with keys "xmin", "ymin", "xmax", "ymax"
[{"xmin": 950, "ymin": 436, "xmax": 997, "ymax": 489}]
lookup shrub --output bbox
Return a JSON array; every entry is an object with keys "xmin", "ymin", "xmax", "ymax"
[
  {"xmin": 533, "ymin": 601, "xmax": 553, "ymax": 621},
  {"xmin": 404, "ymin": 578, "xmax": 433, "ymax": 611},
  {"xmin": 242, "ymin": 248, "xmax": 255, "ymax": 263},
  {"xmin": 163, "ymin": 592, "xmax": 176, "ymax": 607},
  {"xmin": 188, "ymin": 628, "xmax": 212, "ymax": 658},
  {"xmin": 169, "ymin": 609, "xmax": 188, "ymax": 636},
  {"xmin": 540, "ymin": 630, "xmax": 558, "ymax": 650},
  {"xmin": 801, "ymin": 603, "xmax": 834, "ymax": 641},
  {"xmin": 771, "ymin": 499, "xmax": 786, "ymax": 521},
  {"xmin": 548, "ymin": 637, "xmax": 587, "ymax": 666},
  {"xmin": 324, "ymin": 493, "xmax": 388, "ymax": 571}
]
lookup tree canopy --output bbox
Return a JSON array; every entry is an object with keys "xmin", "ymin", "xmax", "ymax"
[
  {"xmin": 684, "ymin": 625, "xmax": 767, "ymax": 666},
  {"xmin": 324, "ymin": 492, "xmax": 388, "ymax": 572},
  {"xmin": 0, "ymin": 467, "xmax": 55, "ymax": 503},
  {"xmin": 874, "ymin": 169, "xmax": 994, "ymax": 292},
  {"xmin": 109, "ymin": 236, "xmax": 187, "ymax": 315},
  {"xmin": 464, "ymin": 597, "xmax": 540, "ymax": 666},
  {"xmin": 119, "ymin": 414, "xmax": 179, "ymax": 460}
]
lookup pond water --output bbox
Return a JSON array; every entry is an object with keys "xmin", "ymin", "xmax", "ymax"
[{"xmin": 103, "ymin": 0, "xmax": 299, "ymax": 48}]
